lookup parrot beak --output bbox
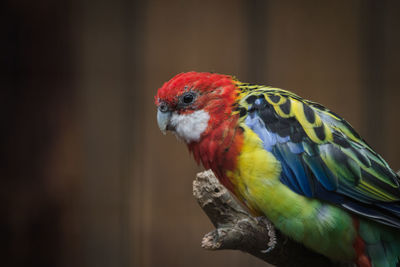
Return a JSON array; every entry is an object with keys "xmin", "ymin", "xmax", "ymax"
[{"xmin": 157, "ymin": 109, "xmax": 172, "ymax": 134}]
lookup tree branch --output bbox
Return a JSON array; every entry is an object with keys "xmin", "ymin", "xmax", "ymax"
[{"xmin": 193, "ymin": 170, "xmax": 351, "ymax": 266}]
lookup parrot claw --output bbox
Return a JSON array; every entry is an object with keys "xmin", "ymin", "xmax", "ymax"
[
  {"xmin": 260, "ymin": 246, "xmax": 274, "ymax": 254},
  {"xmin": 260, "ymin": 222, "xmax": 277, "ymax": 254},
  {"xmin": 260, "ymin": 239, "xmax": 277, "ymax": 253}
]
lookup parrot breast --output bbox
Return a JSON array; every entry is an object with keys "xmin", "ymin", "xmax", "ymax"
[{"xmin": 188, "ymin": 114, "xmax": 244, "ymax": 194}]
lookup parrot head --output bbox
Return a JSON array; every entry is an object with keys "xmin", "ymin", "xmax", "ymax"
[{"xmin": 155, "ymin": 72, "xmax": 239, "ymax": 143}]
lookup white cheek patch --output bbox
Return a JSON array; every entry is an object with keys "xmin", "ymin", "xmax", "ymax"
[{"xmin": 170, "ymin": 110, "xmax": 210, "ymax": 143}]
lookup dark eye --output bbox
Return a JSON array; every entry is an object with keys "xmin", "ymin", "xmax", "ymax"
[
  {"xmin": 158, "ymin": 102, "xmax": 169, "ymax": 113},
  {"xmin": 182, "ymin": 92, "xmax": 195, "ymax": 104}
]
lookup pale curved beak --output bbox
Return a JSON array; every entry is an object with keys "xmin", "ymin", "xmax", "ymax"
[{"xmin": 157, "ymin": 109, "xmax": 172, "ymax": 134}]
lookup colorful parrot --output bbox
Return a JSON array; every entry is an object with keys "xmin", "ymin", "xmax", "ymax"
[{"xmin": 155, "ymin": 72, "xmax": 400, "ymax": 267}]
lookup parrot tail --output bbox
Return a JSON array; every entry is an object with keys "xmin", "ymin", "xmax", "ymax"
[{"xmin": 356, "ymin": 218, "xmax": 400, "ymax": 267}]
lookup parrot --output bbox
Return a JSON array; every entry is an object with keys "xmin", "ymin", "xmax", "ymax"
[{"xmin": 155, "ymin": 71, "xmax": 400, "ymax": 267}]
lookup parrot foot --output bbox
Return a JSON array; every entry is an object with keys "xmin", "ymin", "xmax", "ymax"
[{"xmin": 260, "ymin": 218, "xmax": 277, "ymax": 253}]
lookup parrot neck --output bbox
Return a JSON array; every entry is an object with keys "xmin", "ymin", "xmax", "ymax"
[{"xmin": 188, "ymin": 115, "xmax": 244, "ymax": 193}]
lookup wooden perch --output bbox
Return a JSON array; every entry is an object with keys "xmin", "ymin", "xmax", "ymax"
[{"xmin": 193, "ymin": 170, "xmax": 352, "ymax": 267}]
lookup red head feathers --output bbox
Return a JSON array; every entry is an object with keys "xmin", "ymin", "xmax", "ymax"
[{"xmin": 155, "ymin": 71, "xmax": 238, "ymax": 115}]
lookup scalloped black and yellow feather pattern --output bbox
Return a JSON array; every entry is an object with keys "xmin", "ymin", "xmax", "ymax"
[{"xmin": 233, "ymin": 82, "xmax": 400, "ymax": 228}]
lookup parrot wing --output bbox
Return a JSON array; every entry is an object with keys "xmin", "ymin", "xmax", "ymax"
[{"xmin": 237, "ymin": 85, "xmax": 400, "ymax": 228}]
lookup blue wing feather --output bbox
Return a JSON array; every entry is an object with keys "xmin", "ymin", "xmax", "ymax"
[
  {"xmin": 302, "ymin": 153, "xmax": 338, "ymax": 191},
  {"xmin": 275, "ymin": 145, "xmax": 314, "ymax": 197}
]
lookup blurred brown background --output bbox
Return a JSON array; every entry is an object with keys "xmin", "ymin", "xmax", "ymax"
[{"xmin": 1, "ymin": 0, "xmax": 400, "ymax": 266}]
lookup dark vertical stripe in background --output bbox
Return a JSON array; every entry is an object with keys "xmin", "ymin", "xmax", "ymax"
[
  {"xmin": 382, "ymin": 1, "xmax": 400, "ymax": 168},
  {"xmin": 244, "ymin": 0, "xmax": 269, "ymax": 83},
  {"xmin": 119, "ymin": 1, "xmax": 135, "ymax": 266},
  {"xmin": 361, "ymin": 0, "xmax": 386, "ymax": 152},
  {"xmin": 120, "ymin": 1, "xmax": 146, "ymax": 267}
]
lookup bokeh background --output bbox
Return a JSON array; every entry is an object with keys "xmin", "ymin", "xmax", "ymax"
[{"xmin": 2, "ymin": 0, "xmax": 400, "ymax": 266}]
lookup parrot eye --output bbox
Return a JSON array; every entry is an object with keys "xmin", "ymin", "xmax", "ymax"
[
  {"xmin": 158, "ymin": 102, "xmax": 169, "ymax": 113},
  {"xmin": 180, "ymin": 92, "xmax": 196, "ymax": 106}
]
